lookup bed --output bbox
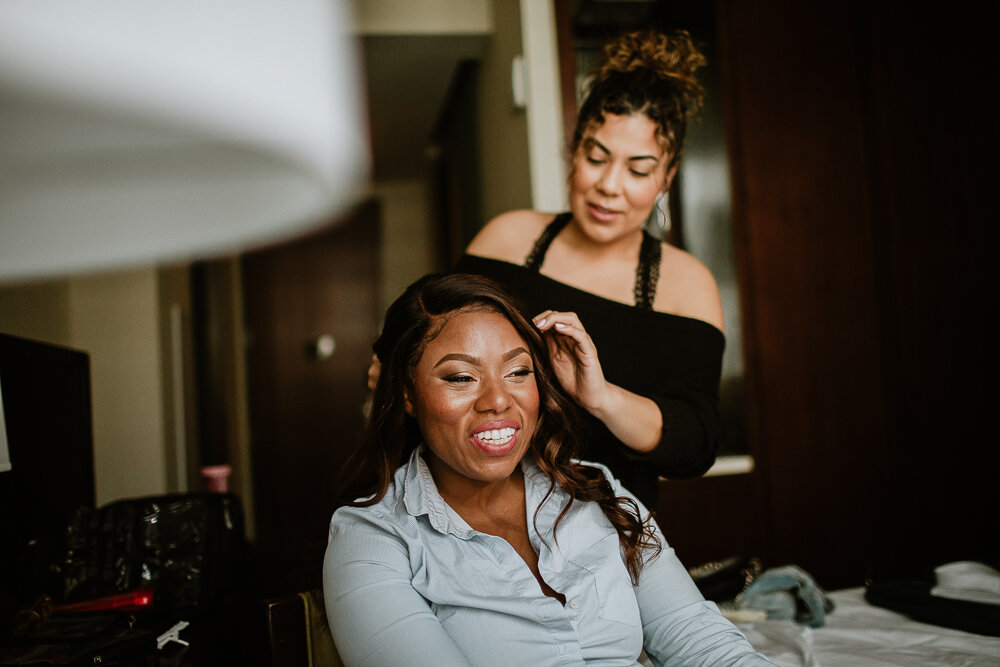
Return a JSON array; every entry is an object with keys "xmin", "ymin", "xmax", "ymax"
[{"xmin": 735, "ymin": 587, "xmax": 1000, "ymax": 666}]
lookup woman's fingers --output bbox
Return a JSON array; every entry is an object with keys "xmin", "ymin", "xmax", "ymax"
[
  {"xmin": 534, "ymin": 310, "xmax": 584, "ymax": 334},
  {"xmin": 366, "ymin": 354, "xmax": 381, "ymax": 392},
  {"xmin": 533, "ymin": 310, "xmax": 557, "ymax": 328},
  {"xmin": 534, "ymin": 311, "xmax": 595, "ymax": 359},
  {"xmin": 535, "ymin": 311, "xmax": 609, "ymax": 411}
]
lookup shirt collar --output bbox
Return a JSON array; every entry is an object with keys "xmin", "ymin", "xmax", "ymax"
[
  {"xmin": 401, "ymin": 445, "xmax": 566, "ymax": 537},
  {"xmin": 402, "ymin": 446, "xmax": 473, "ymax": 537}
]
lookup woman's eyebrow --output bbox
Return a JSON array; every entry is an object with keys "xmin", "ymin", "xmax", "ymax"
[
  {"xmin": 434, "ymin": 353, "xmax": 477, "ymax": 368},
  {"xmin": 433, "ymin": 347, "xmax": 529, "ymax": 368},
  {"xmin": 590, "ymin": 139, "xmax": 611, "ymax": 155},
  {"xmin": 502, "ymin": 347, "xmax": 530, "ymax": 362},
  {"xmin": 592, "ymin": 138, "xmax": 660, "ymax": 163}
]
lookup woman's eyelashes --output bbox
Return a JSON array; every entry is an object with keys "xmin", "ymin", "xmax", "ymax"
[
  {"xmin": 440, "ymin": 367, "xmax": 534, "ymax": 384},
  {"xmin": 584, "ymin": 155, "xmax": 651, "ymax": 177},
  {"xmin": 507, "ymin": 367, "xmax": 534, "ymax": 380}
]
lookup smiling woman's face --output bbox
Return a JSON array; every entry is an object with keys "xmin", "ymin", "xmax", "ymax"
[
  {"xmin": 404, "ymin": 309, "xmax": 539, "ymax": 490},
  {"xmin": 569, "ymin": 112, "xmax": 675, "ymax": 245}
]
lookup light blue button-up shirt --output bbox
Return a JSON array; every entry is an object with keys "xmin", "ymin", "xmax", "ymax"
[{"xmin": 323, "ymin": 448, "xmax": 773, "ymax": 666}]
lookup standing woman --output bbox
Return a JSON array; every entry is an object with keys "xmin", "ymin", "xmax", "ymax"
[{"xmin": 455, "ymin": 30, "xmax": 723, "ymax": 509}]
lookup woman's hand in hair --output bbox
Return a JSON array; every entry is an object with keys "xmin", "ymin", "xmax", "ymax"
[
  {"xmin": 533, "ymin": 311, "xmax": 610, "ymax": 413},
  {"xmin": 367, "ymin": 354, "xmax": 381, "ymax": 393},
  {"xmin": 534, "ymin": 310, "xmax": 662, "ymax": 454}
]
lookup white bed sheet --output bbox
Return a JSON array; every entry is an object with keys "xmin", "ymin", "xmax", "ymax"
[{"xmin": 736, "ymin": 587, "xmax": 1000, "ymax": 666}]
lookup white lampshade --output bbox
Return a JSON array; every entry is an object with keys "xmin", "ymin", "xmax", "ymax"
[{"xmin": 0, "ymin": 0, "xmax": 369, "ymax": 282}]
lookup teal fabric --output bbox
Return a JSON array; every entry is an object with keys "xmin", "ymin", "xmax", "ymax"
[{"xmin": 737, "ymin": 565, "xmax": 834, "ymax": 628}]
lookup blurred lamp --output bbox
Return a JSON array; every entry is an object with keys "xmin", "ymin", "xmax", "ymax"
[{"xmin": 0, "ymin": 0, "xmax": 369, "ymax": 282}]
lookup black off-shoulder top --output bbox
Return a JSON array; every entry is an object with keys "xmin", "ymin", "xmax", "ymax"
[{"xmin": 454, "ymin": 219, "xmax": 723, "ymax": 508}]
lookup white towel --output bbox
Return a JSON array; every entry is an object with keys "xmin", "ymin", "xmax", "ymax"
[{"xmin": 931, "ymin": 561, "xmax": 1000, "ymax": 606}]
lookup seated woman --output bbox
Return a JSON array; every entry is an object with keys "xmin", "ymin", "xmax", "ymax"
[{"xmin": 325, "ymin": 273, "xmax": 772, "ymax": 666}]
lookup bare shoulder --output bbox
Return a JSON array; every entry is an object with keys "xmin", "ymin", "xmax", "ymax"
[
  {"xmin": 465, "ymin": 209, "xmax": 553, "ymax": 263},
  {"xmin": 655, "ymin": 243, "xmax": 724, "ymax": 332}
]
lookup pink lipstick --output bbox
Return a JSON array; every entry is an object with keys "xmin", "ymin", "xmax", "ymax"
[
  {"xmin": 469, "ymin": 420, "xmax": 520, "ymax": 456},
  {"xmin": 588, "ymin": 202, "xmax": 620, "ymax": 223}
]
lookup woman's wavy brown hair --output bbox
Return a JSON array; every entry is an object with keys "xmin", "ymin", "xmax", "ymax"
[
  {"xmin": 572, "ymin": 29, "xmax": 707, "ymax": 167},
  {"xmin": 336, "ymin": 273, "xmax": 660, "ymax": 582}
]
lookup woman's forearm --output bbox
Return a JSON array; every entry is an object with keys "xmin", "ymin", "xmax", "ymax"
[{"xmin": 588, "ymin": 382, "xmax": 663, "ymax": 453}]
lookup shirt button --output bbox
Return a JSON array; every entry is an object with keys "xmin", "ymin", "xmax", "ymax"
[{"xmin": 569, "ymin": 599, "xmax": 579, "ymax": 609}]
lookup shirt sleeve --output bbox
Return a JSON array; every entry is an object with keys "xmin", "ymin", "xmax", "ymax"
[
  {"xmin": 599, "ymin": 309, "xmax": 724, "ymax": 482},
  {"xmin": 602, "ymin": 470, "xmax": 775, "ymax": 666},
  {"xmin": 323, "ymin": 509, "xmax": 472, "ymax": 667},
  {"xmin": 640, "ymin": 385, "xmax": 719, "ymax": 479},
  {"xmin": 635, "ymin": 543, "xmax": 775, "ymax": 666},
  {"xmin": 631, "ymin": 322, "xmax": 723, "ymax": 479}
]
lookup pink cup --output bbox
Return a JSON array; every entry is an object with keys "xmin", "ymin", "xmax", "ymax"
[{"xmin": 201, "ymin": 464, "xmax": 232, "ymax": 493}]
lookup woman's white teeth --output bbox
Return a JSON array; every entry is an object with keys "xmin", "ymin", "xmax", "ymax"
[{"xmin": 478, "ymin": 427, "xmax": 514, "ymax": 443}]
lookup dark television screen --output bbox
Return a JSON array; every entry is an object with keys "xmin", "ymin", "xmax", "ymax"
[{"xmin": 0, "ymin": 332, "xmax": 94, "ymax": 609}]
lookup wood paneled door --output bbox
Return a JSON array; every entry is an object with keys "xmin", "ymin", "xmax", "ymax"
[{"xmin": 242, "ymin": 201, "xmax": 380, "ymax": 594}]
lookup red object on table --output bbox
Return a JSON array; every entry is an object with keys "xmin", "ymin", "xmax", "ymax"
[{"xmin": 52, "ymin": 588, "xmax": 155, "ymax": 612}]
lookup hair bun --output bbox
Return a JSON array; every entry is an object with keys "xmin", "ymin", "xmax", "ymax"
[{"xmin": 599, "ymin": 30, "xmax": 706, "ymax": 120}]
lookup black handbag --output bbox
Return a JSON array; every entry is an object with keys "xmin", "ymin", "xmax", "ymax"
[{"xmin": 687, "ymin": 556, "xmax": 762, "ymax": 604}]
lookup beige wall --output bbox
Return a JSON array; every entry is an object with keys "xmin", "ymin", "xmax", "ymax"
[
  {"xmin": 68, "ymin": 268, "xmax": 169, "ymax": 504},
  {"xmin": 0, "ymin": 280, "xmax": 73, "ymax": 347},
  {"xmin": 372, "ymin": 179, "xmax": 436, "ymax": 312},
  {"xmin": 156, "ymin": 264, "xmax": 201, "ymax": 495},
  {"xmin": 366, "ymin": 0, "xmax": 554, "ymax": 303},
  {"xmin": 476, "ymin": 0, "xmax": 532, "ymax": 222},
  {"xmin": 518, "ymin": 0, "xmax": 567, "ymax": 212},
  {"xmin": 354, "ymin": 0, "xmax": 492, "ymax": 34},
  {"xmin": 369, "ymin": 0, "xmax": 539, "ymax": 306},
  {"xmin": 1, "ymin": 267, "xmax": 191, "ymax": 506}
]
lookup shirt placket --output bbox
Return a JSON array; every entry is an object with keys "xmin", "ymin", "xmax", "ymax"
[{"xmin": 475, "ymin": 530, "xmax": 586, "ymax": 665}]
